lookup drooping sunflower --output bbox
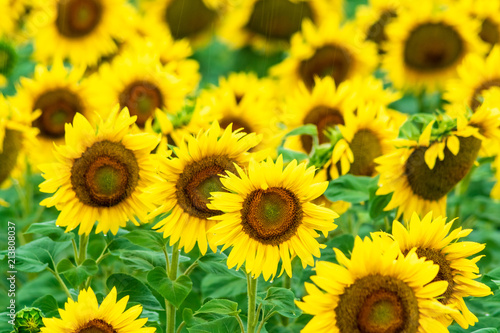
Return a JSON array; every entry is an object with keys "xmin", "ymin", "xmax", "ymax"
[
  {"xmin": 143, "ymin": 121, "xmax": 261, "ymax": 255},
  {"xmin": 32, "ymin": 0, "xmax": 136, "ymax": 67},
  {"xmin": 218, "ymin": 0, "xmax": 342, "ymax": 51},
  {"xmin": 385, "ymin": 212, "xmax": 492, "ymax": 329},
  {"xmin": 39, "ymin": 107, "xmax": 160, "ymax": 235},
  {"xmin": 297, "ymin": 235, "xmax": 456, "ymax": 333},
  {"xmin": 208, "ymin": 156, "xmax": 338, "ymax": 281},
  {"xmin": 375, "ymin": 120, "xmax": 483, "ymax": 220},
  {"xmin": 41, "ymin": 287, "xmax": 155, "ymax": 333},
  {"xmin": 382, "ymin": 0, "xmax": 488, "ymax": 92}
]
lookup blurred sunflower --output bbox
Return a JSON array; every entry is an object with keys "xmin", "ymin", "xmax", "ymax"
[
  {"xmin": 297, "ymin": 236, "xmax": 456, "ymax": 333},
  {"xmin": 144, "ymin": 121, "xmax": 261, "ymax": 255},
  {"xmin": 382, "ymin": 0, "xmax": 487, "ymax": 92},
  {"xmin": 208, "ymin": 156, "xmax": 338, "ymax": 280},
  {"xmin": 39, "ymin": 107, "xmax": 160, "ymax": 235},
  {"xmin": 41, "ymin": 287, "xmax": 155, "ymax": 333},
  {"xmin": 0, "ymin": 0, "xmax": 16, "ymax": 36},
  {"xmin": 376, "ymin": 121, "xmax": 483, "ymax": 220},
  {"xmin": 32, "ymin": 0, "xmax": 135, "ymax": 67},
  {"xmin": 457, "ymin": 0, "xmax": 500, "ymax": 48},
  {"xmin": 218, "ymin": 0, "xmax": 342, "ymax": 50},
  {"xmin": 387, "ymin": 212, "xmax": 492, "ymax": 329},
  {"xmin": 271, "ymin": 19, "xmax": 378, "ymax": 91}
]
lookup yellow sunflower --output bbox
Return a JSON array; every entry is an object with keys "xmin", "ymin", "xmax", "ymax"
[
  {"xmin": 382, "ymin": 0, "xmax": 488, "ymax": 92},
  {"xmin": 11, "ymin": 59, "xmax": 95, "ymax": 165},
  {"xmin": 297, "ymin": 235, "xmax": 456, "ymax": 333},
  {"xmin": 0, "ymin": 0, "xmax": 16, "ymax": 37},
  {"xmin": 375, "ymin": 120, "xmax": 483, "ymax": 220},
  {"xmin": 208, "ymin": 156, "xmax": 338, "ymax": 281},
  {"xmin": 270, "ymin": 18, "xmax": 378, "ymax": 91},
  {"xmin": 32, "ymin": 0, "xmax": 136, "ymax": 67},
  {"xmin": 384, "ymin": 212, "xmax": 492, "ymax": 329},
  {"xmin": 41, "ymin": 287, "xmax": 155, "ymax": 333},
  {"xmin": 143, "ymin": 121, "xmax": 261, "ymax": 255},
  {"xmin": 39, "ymin": 107, "xmax": 160, "ymax": 235},
  {"xmin": 218, "ymin": 0, "xmax": 342, "ymax": 51},
  {"xmin": 456, "ymin": 0, "xmax": 500, "ymax": 48}
]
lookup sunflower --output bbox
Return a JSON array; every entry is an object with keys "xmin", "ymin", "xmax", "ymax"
[
  {"xmin": 382, "ymin": 0, "xmax": 488, "ymax": 92},
  {"xmin": 11, "ymin": 59, "xmax": 95, "ymax": 165},
  {"xmin": 39, "ymin": 107, "xmax": 160, "ymax": 235},
  {"xmin": 0, "ymin": 0, "xmax": 16, "ymax": 36},
  {"xmin": 270, "ymin": 18, "xmax": 378, "ymax": 91},
  {"xmin": 41, "ymin": 287, "xmax": 155, "ymax": 333},
  {"xmin": 375, "ymin": 121, "xmax": 483, "ymax": 220},
  {"xmin": 297, "ymin": 235, "xmax": 456, "ymax": 333},
  {"xmin": 143, "ymin": 121, "xmax": 261, "ymax": 255},
  {"xmin": 208, "ymin": 156, "xmax": 338, "ymax": 281},
  {"xmin": 455, "ymin": 0, "xmax": 500, "ymax": 48},
  {"xmin": 218, "ymin": 0, "xmax": 342, "ymax": 51}
]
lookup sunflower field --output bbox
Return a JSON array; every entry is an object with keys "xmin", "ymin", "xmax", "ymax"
[{"xmin": 3, "ymin": 0, "xmax": 500, "ymax": 332}]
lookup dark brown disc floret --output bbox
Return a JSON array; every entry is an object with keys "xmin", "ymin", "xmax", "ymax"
[
  {"xmin": 119, "ymin": 81, "xmax": 163, "ymax": 128},
  {"xmin": 301, "ymin": 105, "xmax": 345, "ymax": 153},
  {"xmin": 56, "ymin": 0, "xmax": 103, "ymax": 38}
]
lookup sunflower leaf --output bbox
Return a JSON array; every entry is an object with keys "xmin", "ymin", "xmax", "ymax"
[
  {"xmin": 195, "ymin": 299, "xmax": 240, "ymax": 316},
  {"xmin": 32, "ymin": 295, "xmax": 59, "ymax": 318},
  {"xmin": 25, "ymin": 221, "xmax": 75, "ymax": 242},
  {"xmin": 147, "ymin": 267, "xmax": 193, "ymax": 308},
  {"xmin": 187, "ymin": 316, "xmax": 240, "ymax": 333},
  {"xmin": 258, "ymin": 287, "xmax": 301, "ymax": 318},
  {"xmin": 57, "ymin": 258, "xmax": 98, "ymax": 289},
  {"xmin": 122, "ymin": 230, "xmax": 167, "ymax": 252},
  {"xmin": 324, "ymin": 174, "xmax": 376, "ymax": 203},
  {"xmin": 107, "ymin": 273, "xmax": 163, "ymax": 311}
]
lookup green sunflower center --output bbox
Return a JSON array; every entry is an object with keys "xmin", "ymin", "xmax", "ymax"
[
  {"xmin": 479, "ymin": 18, "xmax": 499, "ymax": 46},
  {"xmin": 366, "ymin": 10, "xmax": 397, "ymax": 52},
  {"xmin": 33, "ymin": 88, "xmax": 83, "ymax": 139},
  {"xmin": 404, "ymin": 23, "xmax": 464, "ymax": 71},
  {"xmin": 349, "ymin": 129, "xmax": 383, "ymax": 176},
  {"xmin": 470, "ymin": 79, "xmax": 500, "ymax": 110},
  {"xmin": 405, "ymin": 136, "xmax": 481, "ymax": 201},
  {"xmin": 119, "ymin": 81, "xmax": 163, "ymax": 128},
  {"xmin": 77, "ymin": 319, "xmax": 116, "ymax": 333},
  {"xmin": 0, "ymin": 40, "xmax": 17, "ymax": 75},
  {"xmin": 218, "ymin": 116, "xmax": 252, "ymax": 133},
  {"xmin": 299, "ymin": 44, "xmax": 352, "ymax": 90},
  {"xmin": 246, "ymin": 0, "xmax": 313, "ymax": 41},
  {"xmin": 336, "ymin": 275, "xmax": 419, "ymax": 333},
  {"xmin": 165, "ymin": 0, "xmax": 217, "ymax": 39},
  {"xmin": 301, "ymin": 106, "xmax": 344, "ymax": 153},
  {"xmin": 176, "ymin": 155, "xmax": 237, "ymax": 219},
  {"xmin": 0, "ymin": 129, "xmax": 22, "ymax": 186},
  {"xmin": 414, "ymin": 248, "xmax": 455, "ymax": 304},
  {"xmin": 241, "ymin": 187, "xmax": 303, "ymax": 245},
  {"xmin": 71, "ymin": 140, "xmax": 139, "ymax": 207},
  {"xmin": 56, "ymin": 0, "xmax": 103, "ymax": 38}
]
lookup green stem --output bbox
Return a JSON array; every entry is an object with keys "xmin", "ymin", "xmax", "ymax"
[
  {"xmin": 235, "ymin": 314, "xmax": 245, "ymax": 333},
  {"xmin": 77, "ymin": 234, "xmax": 89, "ymax": 266},
  {"xmin": 280, "ymin": 274, "xmax": 291, "ymax": 327},
  {"xmin": 166, "ymin": 243, "xmax": 180, "ymax": 333},
  {"xmin": 246, "ymin": 274, "xmax": 258, "ymax": 333},
  {"xmin": 184, "ymin": 260, "xmax": 198, "ymax": 276},
  {"xmin": 176, "ymin": 321, "xmax": 185, "ymax": 333},
  {"xmin": 47, "ymin": 266, "xmax": 72, "ymax": 300},
  {"xmin": 72, "ymin": 239, "xmax": 79, "ymax": 263}
]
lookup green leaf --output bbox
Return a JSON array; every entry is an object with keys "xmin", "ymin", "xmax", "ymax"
[
  {"xmin": 259, "ymin": 287, "xmax": 301, "ymax": 318},
  {"xmin": 13, "ymin": 237, "xmax": 70, "ymax": 272},
  {"xmin": 187, "ymin": 316, "xmax": 240, "ymax": 333},
  {"xmin": 123, "ymin": 230, "xmax": 167, "ymax": 252},
  {"xmin": 201, "ymin": 275, "xmax": 247, "ymax": 298},
  {"xmin": 195, "ymin": 299, "xmax": 240, "ymax": 316},
  {"xmin": 471, "ymin": 329, "xmax": 498, "ymax": 333},
  {"xmin": 32, "ymin": 295, "xmax": 59, "ymax": 318},
  {"xmin": 147, "ymin": 267, "xmax": 193, "ymax": 308},
  {"xmin": 107, "ymin": 273, "xmax": 163, "ymax": 311},
  {"xmin": 276, "ymin": 147, "xmax": 309, "ymax": 164},
  {"xmin": 56, "ymin": 258, "xmax": 98, "ymax": 289},
  {"xmin": 119, "ymin": 250, "xmax": 166, "ymax": 272},
  {"xmin": 282, "ymin": 124, "xmax": 318, "ymax": 139},
  {"xmin": 25, "ymin": 221, "xmax": 75, "ymax": 242},
  {"xmin": 197, "ymin": 253, "xmax": 245, "ymax": 279},
  {"xmin": 368, "ymin": 177, "xmax": 393, "ymax": 221},
  {"xmin": 324, "ymin": 174, "xmax": 376, "ymax": 203}
]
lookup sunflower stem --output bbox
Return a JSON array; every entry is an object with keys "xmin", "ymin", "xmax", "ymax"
[
  {"xmin": 280, "ymin": 274, "xmax": 291, "ymax": 326},
  {"xmin": 77, "ymin": 234, "xmax": 89, "ymax": 266},
  {"xmin": 47, "ymin": 266, "xmax": 72, "ymax": 300},
  {"xmin": 246, "ymin": 274, "xmax": 258, "ymax": 333},
  {"xmin": 184, "ymin": 260, "xmax": 198, "ymax": 276},
  {"xmin": 166, "ymin": 242, "xmax": 180, "ymax": 333}
]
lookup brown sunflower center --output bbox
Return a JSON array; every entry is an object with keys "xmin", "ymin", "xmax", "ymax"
[
  {"xmin": 176, "ymin": 155, "xmax": 236, "ymax": 219},
  {"xmin": 349, "ymin": 129, "xmax": 383, "ymax": 177},
  {"xmin": 299, "ymin": 45, "xmax": 352, "ymax": 90},
  {"xmin": 246, "ymin": 0, "xmax": 313, "ymax": 41},
  {"xmin": 56, "ymin": 0, "xmax": 103, "ymax": 38},
  {"xmin": 241, "ymin": 187, "xmax": 302, "ymax": 245},
  {"xmin": 219, "ymin": 116, "xmax": 252, "ymax": 133},
  {"xmin": 33, "ymin": 88, "xmax": 83, "ymax": 139},
  {"xmin": 366, "ymin": 10, "xmax": 397, "ymax": 52},
  {"xmin": 165, "ymin": 0, "xmax": 217, "ymax": 39},
  {"xmin": 470, "ymin": 79, "xmax": 500, "ymax": 110},
  {"xmin": 77, "ymin": 319, "xmax": 116, "ymax": 333},
  {"xmin": 479, "ymin": 18, "xmax": 499, "ymax": 46},
  {"xmin": 336, "ymin": 275, "xmax": 419, "ymax": 333},
  {"xmin": 0, "ymin": 129, "xmax": 22, "ymax": 186},
  {"xmin": 414, "ymin": 248, "xmax": 454, "ymax": 304},
  {"xmin": 404, "ymin": 23, "xmax": 463, "ymax": 71},
  {"xmin": 405, "ymin": 136, "xmax": 481, "ymax": 201},
  {"xmin": 71, "ymin": 140, "xmax": 139, "ymax": 207},
  {"xmin": 119, "ymin": 81, "xmax": 163, "ymax": 128},
  {"xmin": 301, "ymin": 106, "xmax": 344, "ymax": 153}
]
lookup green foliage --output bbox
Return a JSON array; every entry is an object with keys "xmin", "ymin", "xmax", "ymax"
[{"xmin": 147, "ymin": 268, "xmax": 193, "ymax": 308}]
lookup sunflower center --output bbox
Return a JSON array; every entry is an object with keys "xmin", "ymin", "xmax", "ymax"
[
  {"xmin": 246, "ymin": 0, "xmax": 313, "ymax": 41},
  {"xmin": 405, "ymin": 136, "xmax": 481, "ymax": 201},
  {"xmin": 33, "ymin": 89, "xmax": 83, "ymax": 139},
  {"xmin": 241, "ymin": 187, "xmax": 303, "ymax": 245},
  {"xmin": 336, "ymin": 275, "xmax": 419, "ymax": 333},
  {"xmin": 56, "ymin": 0, "xmax": 103, "ymax": 38},
  {"xmin": 479, "ymin": 18, "xmax": 499, "ymax": 46},
  {"xmin": 165, "ymin": 0, "xmax": 217, "ymax": 39},
  {"xmin": 176, "ymin": 155, "xmax": 237, "ymax": 219},
  {"xmin": 415, "ymin": 248, "xmax": 454, "ymax": 304},
  {"xmin": 0, "ymin": 129, "xmax": 22, "ymax": 186},
  {"xmin": 299, "ymin": 45, "xmax": 352, "ymax": 89},
  {"xmin": 404, "ymin": 23, "xmax": 463, "ymax": 71},
  {"xmin": 366, "ymin": 10, "xmax": 397, "ymax": 52},
  {"xmin": 77, "ymin": 319, "xmax": 116, "ymax": 333},
  {"xmin": 119, "ymin": 81, "xmax": 163, "ymax": 128},
  {"xmin": 301, "ymin": 106, "xmax": 344, "ymax": 153},
  {"xmin": 349, "ymin": 129, "xmax": 383, "ymax": 176},
  {"xmin": 470, "ymin": 79, "xmax": 500, "ymax": 110},
  {"xmin": 71, "ymin": 140, "xmax": 139, "ymax": 207},
  {"xmin": 219, "ymin": 116, "xmax": 252, "ymax": 133},
  {"xmin": 0, "ymin": 40, "xmax": 16, "ymax": 75}
]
